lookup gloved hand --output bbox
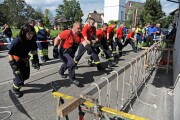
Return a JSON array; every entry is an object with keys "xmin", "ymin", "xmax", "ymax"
[
  {"xmin": 32, "ymin": 54, "xmax": 40, "ymax": 70},
  {"xmin": 53, "ymin": 45, "xmax": 59, "ymax": 59},
  {"xmin": 9, "ymin": 60, "xmax": 20, "ymax": 74}
]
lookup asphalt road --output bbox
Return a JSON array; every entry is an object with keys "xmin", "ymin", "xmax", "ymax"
[{"xmin": 0, "ymin": 45, "xmax": 144, "ymax": 120}]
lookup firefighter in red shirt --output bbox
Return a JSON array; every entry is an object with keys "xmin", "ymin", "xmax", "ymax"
[
  {"xmin": 74, "ymin": 18, "xmax": 104, "ymax": 70},
  {"xmin": 53, "ymin": 22, "xmax": 84, "ymax": 86},
  {"xmin": 107, "ymin": 21, "xmax": 117, "ymax": 50},
  {"xmin": 123, "ymin": 28, "xmax": 137, "ymax": 52},
  {"xmin": 113, "ymin": 24, "xmax": 124, "ymax": 57},
  {"xmin": 96, "ymin": 23, "xmax": 116, "ymax": 67}
]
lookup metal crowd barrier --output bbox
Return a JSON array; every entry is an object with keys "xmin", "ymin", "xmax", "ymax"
[{"xmin": 52, "ymin": 41, "xmax": 168, "ymax": 120}]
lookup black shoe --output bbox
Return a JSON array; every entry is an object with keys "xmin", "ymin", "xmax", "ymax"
[
  {"xmin": 12, "ymin": 88, "xmax": 22, "ymax": 98},
  {"xmin": 108, "ymin": 60, "xmax": 116, "ymax": 67},
  {"xmin": 59, "ymin": 73, "xmax": 67, "ymax": 78},
  {"xmin": 70, "ymin": 79, "xmax": 80, "ymax": 86},
  {"xmin": 88, "ymin": 59, "xmax": 93, "ymax": 66},
  {"xmin": 45, "ymin": 56, "xmax": 51, "ymax": 61},
  {"xmin": 75, "ymin": 63, "xmax": 78, "ymax": 69},
  {"xmin": 119, "ymin": 52, "xmax": 122, "ymax": 56},
  {"xmin": 97, "ymin": 64, "xmax": 105, "ymax": 71},
  {"xmin": 20, "ymin": 82, "xmax": 24, "ymax": 87}
]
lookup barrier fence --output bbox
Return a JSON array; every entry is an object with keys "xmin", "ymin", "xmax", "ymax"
[
  {"xmin": 0, "ymin": 39, "xmax": 53, "ymax": 46},
  {"xmin": 51, "ymin": 39, "xmax": 175, "ymax": 120}
]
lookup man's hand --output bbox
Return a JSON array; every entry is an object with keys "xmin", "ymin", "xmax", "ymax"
[
  {"xmin": 9, "ymin": 60, "xmax": 20, "ymax": 75},
  {"xmin": 53, "ymin": 45, "xmax": 59, "ymax": 59}
]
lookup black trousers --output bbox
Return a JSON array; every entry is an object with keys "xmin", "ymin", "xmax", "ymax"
[
  {"xmin": 12, "ymin": 59, "xmax": 30, "ymax": 88},
  {"xmin": 59, "ymin": 49, "xmax": 76, "ymax": 80},
  {"xmin": 113, "ymin": 38, "xmax": 123, "ymax": 53},
  {"xmin": 123, "ymin": 39, "xmax": 136, "ymax": 52},
  {"xmin": 75, "ymin": 44, "xmax": 100, "ymax": 63},
  {"xmin": 146, "ymin": 35, "xmax": 154, "ymax": 46},
  {"xmin": 100, "ymin": 38, "xmax": 112, "ymax": 59}
]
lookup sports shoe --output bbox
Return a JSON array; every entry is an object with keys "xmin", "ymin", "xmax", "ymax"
[
  {"xmin": 12, "ymin": 87, "xmax": 22, "ymax": 98},
  {"xmin": 70, "ymin": 79, "xmax": 80, "ymax": 86}
]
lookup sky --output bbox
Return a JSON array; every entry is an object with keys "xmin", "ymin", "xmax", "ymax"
[{"xmin": 0, "ymin": 0, "xmax": 179, "ymax": 21}]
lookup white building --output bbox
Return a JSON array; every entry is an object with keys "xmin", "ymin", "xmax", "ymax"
[{"xmin": 104, "ymin": 0, "xmax": 126, "ymax": 23}]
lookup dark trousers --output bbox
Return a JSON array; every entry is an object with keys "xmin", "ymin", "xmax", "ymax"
[
  {"xmin": 59, "ymin": 51, "xmax": 76, "ymax": 80},
  {"xmin": 75, "ymin": 44, "xmax": 100, "ymax": 63},
  {"xmin": 123, "ymin": 39, "xmax": 137, "ymax": 52},
  {"xmin": 136, "ymin": 34, "xmax": 143, "ymax": 43},
  {"xmin": 12, "ymin": 60, "xmax": 30, "ymax": 88},
  {"xmin": 113, "ymin": 38, "xmax": 123, "ymax": 53},
  {"xmin": 89, "ymin": 46, "xmax": 100, "ymax": 63},
  {"xmin": 75, "ymin": 44, "xmax": 88, "ymax": 62},
  {"xmin": 146, "ymin": 35, "xmax": 154, "ymax": 46},
  {"xmin": 100, "ymin": 39, "xmax": 112, "ymax": 59},
  {"xmin": 108, "ymin": 39, "xmax": 114, "ymax": 50}
]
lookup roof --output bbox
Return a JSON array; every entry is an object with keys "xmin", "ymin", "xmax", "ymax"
[
  {"xmin": 86, "ymin": 13, "xmax": 103, "ymax": 23},
  {"xmin": 126, "ymin": 1, "xmax": 144, "ymax": 6},
  {"xmin": 56, "ymin": 16, "xmax": 72, "ymax": 23},
  {"xmin": 170, "ymin": 8, "xmax": 179, "ymax": 15}
]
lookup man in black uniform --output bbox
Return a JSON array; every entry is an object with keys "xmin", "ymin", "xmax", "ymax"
[{"xmin": 8, "ymin": 24, "xmax": 40, "ymax": 98}]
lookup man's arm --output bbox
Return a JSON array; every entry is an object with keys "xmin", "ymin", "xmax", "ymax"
[{"xmin": 54, "ymin": 36, "xmax": 61, "ymax": 46}]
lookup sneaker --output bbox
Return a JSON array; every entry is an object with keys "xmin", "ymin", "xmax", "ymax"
[
  {"xmin": 70, "ymin": 79, "xmax": 80, "ymax": 86},
  {"xmin": 12, "ymin": 87, "xmax": 22, "ymax": 98}
]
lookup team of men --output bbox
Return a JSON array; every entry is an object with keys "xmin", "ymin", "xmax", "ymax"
[{"xmin": 8, "ymin": 17, "xmax": 165, "ymax": 98}]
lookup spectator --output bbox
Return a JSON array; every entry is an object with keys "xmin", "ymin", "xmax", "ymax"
[
  {"xmin": 155, "ymin": 23, "xmax": 161, "ymax": 39},
  {"xmin": 2, "ymin": 24, "xmax": 12, "ymax": 43}
]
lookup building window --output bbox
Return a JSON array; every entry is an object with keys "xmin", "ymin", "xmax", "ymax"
[
  {"xmin": 121, "ymin": 11, "xmax": 124, "ymax": 21},
  {"xmin": 129, "ymin": 2, "xmax": 132, "ymax": 7}
]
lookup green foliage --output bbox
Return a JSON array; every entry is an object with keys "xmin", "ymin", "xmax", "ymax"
[
  {"xmin": 11, "ymin": 29, "xmax": 59, "ymax": 38},
  {"xmin": 125, "ymin": 19, "xmax": 131, "ymax": 29},
  {"xmin": 159, "ymin": 15, "xmax": 173, "ymax": 28},
  {"xmin": 143, "ymin": 0, "xmax": 165, "ymax": 23},
  {"xmin": 42, "ymin": 8, "xmax": 51, "ymax": 27},
  {"xmin": 56, "ymin": 0, "xmax": 84, "ymax": 23},
  {"xmin": 108, "ymin": 20, "xmax": 121, "ymax": 25}
]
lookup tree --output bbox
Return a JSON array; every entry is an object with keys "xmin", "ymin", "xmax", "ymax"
[
  {"xmin": 0, "ymin": 0, "xmax": 36, "ymax": 28},
  {"xmin": 159, "ymin": 15, "xmax": 173, "ymax": 28},
  {"xmin": 143, "ymin": 0, "xmax": 165, "ymax": 23},
  {"xmin": 43, "ymin": 8, "xmax": 51, "ymax": 27},
  {"xmin": 56, "ymin": 0, "xmax": 84, "ymax": 22}
]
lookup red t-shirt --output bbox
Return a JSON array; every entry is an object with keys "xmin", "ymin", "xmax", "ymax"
[
  {"xmin": 82, "ymin": 24, "xmax": 96, "ymax": 40},
  {"xmin": 96, "ymin": 29, "xmax": 107, "ymax": 40},
  {"xmin": 127, "ymin": 31, "xmax": 135, "ymax": 39},
  {"xmin": 107, "ymin": 26, "xmax": 115, "ymax": 39},
  {"xmin": 116, "ymin": 27, "xmax": 123, "ymax": 39},
  {"xmin": 59, "ymin": 30, "xmax": 84, "ymax": 49}
]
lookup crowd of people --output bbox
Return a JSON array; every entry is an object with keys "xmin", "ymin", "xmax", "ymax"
[{"xmin": 6, "ymin": 18, "xmax": 177, "ymax": 98}]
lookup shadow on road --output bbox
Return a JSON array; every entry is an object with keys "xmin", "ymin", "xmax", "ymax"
[{"xmin": 9, "ymin": 90, "xmax": 33, "ymax": 120}]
